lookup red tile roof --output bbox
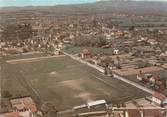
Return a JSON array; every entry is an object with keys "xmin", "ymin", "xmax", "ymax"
[
  {"xmin": 143, "ymin": 109, "xmax": 162, "ymax": 117},
  {"xmin": 10, "ymin": 97, "xmax": 37, "ymax": 113},
  {"xmin": 128, "ymin": 109, "xmax": 141, "ymax": 117}
]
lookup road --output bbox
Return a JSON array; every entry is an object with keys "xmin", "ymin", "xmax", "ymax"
[
  {"xmin": 113, "ymin": 74, "xmax": 154, "ymax": 95},
  {"xmin": 6, "ymin": 55, "xmax": 65, "ymax": 64}
]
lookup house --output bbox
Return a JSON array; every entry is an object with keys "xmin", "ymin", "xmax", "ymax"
[
  {"xmin": 0, "ymin": 97, "xmax": 37, "ymax": 117},
  {"xmin": 104, "ymin": 33, "xmax": 111, "ymax": 40},
  {"xmin": 147, "ymin": 39, "xmax": 158, "ymax": 45},
  {"xmin": 9, "ymin": 97, "xmax": 37, "ymax": 117},
  {"xmin": 113, "ymin": 49, "xmax": 119, "ymax": 55},
  {"xmin": 58, "ymin": 42, "xmax": 64, "ymax": 49},
  {"xmin": 137, "ymin": 70, "xmax": 144, "ymax": 81},
  {"xmin": 152, "ymin": 92, "xmax": 166, "ymax": 106},
  {"xmin": 159, "ymin": 52, "xmax": 167, "ymax": 61},
  {"xmin": 162, "ymin": 98, "xmax": 167, "ymax": 108},
  {"xmin": 115, "ymin": 30, "xmax": 124, "ymax": 37},
  {"xmin": 53, "ymin": 50, "xmax": 61, "ymax": 55},
  {"xmin": 81, "ymin": 49, "xmax": 92, "ymax": 59},
  {"xmin": 0, "ymin": 51, "xmax": 7, "ymax": 57},
  {"xmin": 69, "ymin": 24, "xmax": 74, "ymax": 28},
  {"xmin": 69, "ymin": 34, "xmax": 74, "ymax": 39}
]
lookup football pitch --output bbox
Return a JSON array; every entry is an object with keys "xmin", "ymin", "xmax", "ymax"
[{"xmin": 2, "ymin": 56, "xmax": 148, "ymax": 110}]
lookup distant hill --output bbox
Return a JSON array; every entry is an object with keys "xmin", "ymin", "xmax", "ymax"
[
  {"xmin": 0, "ymin": 0, "xmax": 167, "ymax": 16},
  {"xmin": 79, "ymin": 0, "xmax": 167, "ymax": 16}
]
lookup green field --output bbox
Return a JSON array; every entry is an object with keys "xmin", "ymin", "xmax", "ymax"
[
  {"xmin": 1, "ymin": 56, "xmax": 148, "ymax": 110},
  {"xmin": 65, "ymin": 47, "xmax": 114, "ymax": 55}
]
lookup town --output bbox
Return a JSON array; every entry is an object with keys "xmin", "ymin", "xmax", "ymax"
[{"xmin": 0, "ymin": 0, "xmax": 167, "ymax": 117}]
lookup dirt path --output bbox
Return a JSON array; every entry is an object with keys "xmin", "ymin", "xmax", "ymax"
[{"xmin": 6, "ymin": 55, "xmax": 66, "ymax": 64}]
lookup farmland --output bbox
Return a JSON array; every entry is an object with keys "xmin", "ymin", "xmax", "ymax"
[{"xmin": 1, "ymin": 55, "xmax": 148, "ymax": 110}]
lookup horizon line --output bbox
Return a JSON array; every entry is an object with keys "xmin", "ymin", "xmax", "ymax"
[{"xmin": 0, "ymin": 0, "xmax": 167, "ymax": 8}]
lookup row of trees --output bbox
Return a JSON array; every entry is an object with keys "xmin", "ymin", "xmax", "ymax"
[{"xmin": 2, "ymin": 23, "xmax": 34, "ymax": 41}]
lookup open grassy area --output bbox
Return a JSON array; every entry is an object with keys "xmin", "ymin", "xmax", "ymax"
[
  {"xmin": 65, "ymin": 47, "xmax": 114, "ymax": 55},
  {"xmin": 1, "ymin": 56, "xmax": 149, "ymax": 110},
  {"xmin": 1, "ymin": 60, "xmax": 31, "ymax": 99}
]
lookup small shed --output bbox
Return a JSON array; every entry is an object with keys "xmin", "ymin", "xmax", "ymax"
[
  {"xmin": 159, "ymin": 52, "xmax": 167, "ymax": 61},
  {"xmin": 87, "ymin": 100, "xmax": 106, "ymax": 109}
]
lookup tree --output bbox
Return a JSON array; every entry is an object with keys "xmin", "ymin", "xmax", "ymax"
[
  {"xmin": 2, "ymin": 23, "xmax": 33, "ymax": 41},
  {"xmin": 72, "ymin": 35, "xmax": 107, "ymax": 47},
  {"xmin": 116, "ymin": 56, "xmax": 121, "ymax": 69},
  {"xmin": 17, "ymin": 23, "xmax": 33, "ymax": 40},
  {"xmin": 2, "ymin": 25, "xmax": 17, "ymax": 41},
  {"xmin": 96, "ymin": 35, "xmax": 107, "ymax": 47}
]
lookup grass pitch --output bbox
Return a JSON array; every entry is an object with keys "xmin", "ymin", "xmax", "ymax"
[{"xmin": 2, "ymin": 56, "xmax": 148, "ymax": 110}]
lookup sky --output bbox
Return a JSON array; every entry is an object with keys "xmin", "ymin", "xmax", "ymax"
[
  {"xmin": 0, "ymin": 0, "xmax": 96, "ymax": 7},
  {"xmin": 0, "ymin": 0, "xmax": 167, "ymax": 7}
]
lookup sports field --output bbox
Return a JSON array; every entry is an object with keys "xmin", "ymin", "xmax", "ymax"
[{"xmin": 2, "ymin": 56, "xmax": 149, "ymax": 110}]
